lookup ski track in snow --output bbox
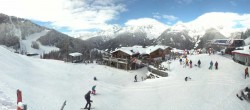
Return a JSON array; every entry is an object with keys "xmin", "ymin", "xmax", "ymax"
[
  {"xmin": 0, "ymin": 46, "xmax": 250, "ymax": 110},
  {"xmin": 0, "ymin": 81, "xmax": 16, "ymax": 110}
]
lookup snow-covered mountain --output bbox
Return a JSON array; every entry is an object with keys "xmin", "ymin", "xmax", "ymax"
[
  {"xmin": 0, "ymin": 13, "xmax": 96, "ymax": 60},
  {"xmin": 154, "ymin": 21, "xmax": 249, "ymax": 49},
  {"xmin": 80, "ymin": 23, "xmax": 167, "ymax": 41},
  {"xmin": 83, "ymin": 24, "xmax": 166, "ymax": 51},
  {"xmin": 81, "ymin": 20, "xmax": 249, "ymax": 50}
]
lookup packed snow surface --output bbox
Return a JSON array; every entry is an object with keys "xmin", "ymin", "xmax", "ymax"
[{"xmin": 0, "ymin": 46, "xmax": 250, "ymax": 110}]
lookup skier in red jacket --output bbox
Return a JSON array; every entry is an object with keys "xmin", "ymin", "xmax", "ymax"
[{"xmin": 245, "ymin": 67, "xmax": 249, "ymax": 79}]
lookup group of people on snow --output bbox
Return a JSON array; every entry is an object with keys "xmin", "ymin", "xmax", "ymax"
[
  {"xmin": 179, "ymin": 57, "xmax": 219, "ymax": 70},
  {"xmin": 84, "ymin": 77, "xmax": 98, "ymax": 110},
  {"xmin": 209, "ymin": 61, "xmax": 218, "ymax": 70}
]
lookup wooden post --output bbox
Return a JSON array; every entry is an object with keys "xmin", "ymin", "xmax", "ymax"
[
  {"xmin": 60, "ymin": 100, "xmax": 66, "ymax": 110},
  {"xmin": 109, "ymin": 58, "xmax": 111, "ymax": 66},
  {"xmin": 17, "ymin": 89, "xmax": 22, "ymax": 110},
  {"xmin": 117, "ymin": 59, "xmax": 118, "ymax": 69}
]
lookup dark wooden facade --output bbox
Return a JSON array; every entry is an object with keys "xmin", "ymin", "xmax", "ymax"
[
  {"xmin": 103, "ymin": 46, "xmax": 172, "ymax": 70},
  {"xmin": 111, "ymin": 50, "xmax": 131, "ymax": 59},
  {"xmin": 148, "ymin": 47, "xmax": 172, "ymax": 59}
]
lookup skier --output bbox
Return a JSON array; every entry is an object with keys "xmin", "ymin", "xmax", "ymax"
[
  {"xmin": 198, "ymin": 60, "xmax": 201, "ymax": 68},
  {"xmin": 245, "ymin": 67, "xmax": 249, "ymax": 79},
  {"xmin": 84, "ymin": 91, "xmax": 92, "ymax": 110},
  {"xmin": 179, "ymin": 58, "xmax": 182, "ymax": 65},
  {"xmin": 92, "ymin": 85, "xmax": 96, "ymax": 95},
  {"xmin": 215, "ymin": 61, "xmax": 218, "ymax": 70},
  {"xmin": 209, "ymin": 61, "xmax": 213, "ymax": 70},
  {"xmin": 93, "ymin": 77, "xmax": 97, "ymax": 81},
  {"xmin": 189, "ymin": 60, "xmax": 192, "ymax": 68},
  {"xmin": 134, "ymin": 75, "xmax": 137, "ymax": 82}
]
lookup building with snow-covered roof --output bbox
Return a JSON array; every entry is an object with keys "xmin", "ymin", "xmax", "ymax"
[
  {"xmin": 232, "ymin": 45, "xmax": 250, "ymax": 66},
  {"xmin": 211, "ymin": 39, "xmax": 245, "ymax": 54},
  {"xmin": 69, "ymin": 52, "xmax": 83, "ymax": 63},
  {"xmin": 145, "ymin": 45, "xmax": 171, "ymax": 60},
  {"xmin": 102, "ymin": 45, "xmax": 172, "ymax": 70}
]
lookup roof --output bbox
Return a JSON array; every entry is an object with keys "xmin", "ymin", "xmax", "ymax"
[
  {"xmin": 69, "ymin": 52, "xmax": 82, "ymax": 57},
  {"xmin": 111, "ymin": 45, "xmax": 171, "ymax": 55},
  {"xmin": 112, "ymin": 46, "xmax": 145, "ymax": 55},
  {"xmin": 146, "ymin": 45, "xmax": 170, "ymax": 54},
  {"xmin": 232, "ymin": 45, "xmax": 250, "ymax": 56},
  {"xmin": 212, "ymin": 39, "xmax": 244, "ymax": 46}
]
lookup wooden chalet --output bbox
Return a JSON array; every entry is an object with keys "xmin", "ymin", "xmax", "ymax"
[
  {"xmin": 146, "ymin": 45, "xmax": 172, "ymax": 60},
  {"xmin": 102, "ymin": 45, "xmax": 172, "ymax": 70},
  {"xmin": 103, "ymin": 46, "xmax": 145, "ymax": 70}
]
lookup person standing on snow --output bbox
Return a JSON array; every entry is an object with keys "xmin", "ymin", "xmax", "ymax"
[
  {"xmin": 92, "ymin": 85, "xmax": 96, "ymax": 95},
  {"xmin": 186, "ymin": 58, "xmax": 189, "ymax": 66},
  {"xmin": 189, "ymin": 60, "xmax": 192, "ymax": 68},
  {"xmin": 179, "ymin": 58, "xmax": 182, "ymax": 65},
  {"xmin": 198, "ymin": 60, "xmax": 201, "ymax": 68},
  {"xmin": 245, "ymin": 67, "xmax": 249, "ymax": 79},
  {"xmin": 134, "ymin": 75, "xmax": 137, "ymax": 82},
  {"xmin": 84, "ymin": 91, "xmax": 92, "ymax": 110},
  {"xmin": 215, "ymin": 61, "xmax": 218, "ymax": 70},
  {"xmin": 209, "ymin": 61, "xmax": 213, "ymax": 70}
]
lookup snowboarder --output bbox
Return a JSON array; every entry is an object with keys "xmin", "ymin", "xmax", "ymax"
[
  {"xmin": 179, "ymin": 58, "xmax": 182, "ymax": 65},
  {"xmin": 245, "ymin": 67, "xmax": 249, "ymax": 79},
  {"xmin": 197, "ymin": 60, "xmax": 201, "ymax": 68},
  {"xmin": 215, "ymin": 61, "xmax": 218, "ymax": 70},
  {"xmin": 84, "ymin": 91, "xmax": 92, "ymax": 110},
  {"xmin": 134, "ymin": 75, "xmax": 137, "ymax": 82},
  {"xmin": 209, "ymin": 61, "xmax": 213, "ymax": 70},
  {"xmin": 92, "ymin": 85, "xmax": 96, "ymax": 95},
  {"xmin": 189, "ymin": 60, "xmax": 192, "ymax": 68}
]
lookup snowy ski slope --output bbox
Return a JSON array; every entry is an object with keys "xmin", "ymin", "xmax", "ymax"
[{"xmin": 0, "ymin": 46, "xmax": 249, "ymax": 110}]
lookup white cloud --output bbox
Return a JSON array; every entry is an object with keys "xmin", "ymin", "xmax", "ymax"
[
  {"xmin": 230, "ymin": 1, "xmax": 237, "ymax": 6},
  {"xmin": 153, "ymin": 13, "xmax": 178, "ymax": 21},
  {"xmin": 125, "ymin": 18, "xmax": 169, "ymax": 28},
  {"xmin": 180, "ymin": 12, "xmax": 250, "ymax": 37},
  {"xmin": 124, "ymin": 18, "xmax": 169, "ymax": 39},
  {"xmin": 162, "ymin": 15, "xmax": 178, "ymax": 21},
  {"xmin": 176, "ymin": 0, "xmax": 193, "ymax": 4},
  {"xmin": 0, "ymin": 0, "xmax": 126, "ymax": 31}
]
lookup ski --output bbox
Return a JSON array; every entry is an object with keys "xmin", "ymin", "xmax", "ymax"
[
  {"xmin": 236, "ymin": 94, "xmax": 243, "ymax": 101},
  {"xmin": 80, "ymin": 107, "xmax": 95, "ymax": 109}
]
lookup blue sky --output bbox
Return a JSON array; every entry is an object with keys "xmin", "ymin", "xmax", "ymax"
[
  {"xmin": 116, "ymin": 0, "xmax": 249, "ymax": 24},
  {"xmin": 0, "ymin": 0, "xmax": 250, "ymax": 36}
]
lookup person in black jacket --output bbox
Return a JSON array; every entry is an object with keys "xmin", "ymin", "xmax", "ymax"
[
  {"xmin": 197, "ymin": 60, "xmax": 201, "ymax": 68},
  {"xmin": 84, "ymin": 91, "xmax": 92, "ymax": 110},
  {"xmin": 134, "ymin": 75, "xmax": 137, "ymax": 82}
]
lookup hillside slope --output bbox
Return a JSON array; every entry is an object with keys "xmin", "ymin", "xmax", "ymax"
[{"xmin": 0, "ymin": 46, "xmax": 249, "ymax": 110}]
